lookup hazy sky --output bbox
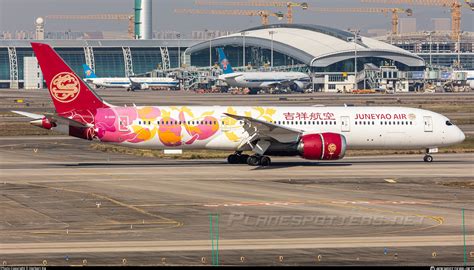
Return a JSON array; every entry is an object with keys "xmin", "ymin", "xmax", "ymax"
[{"xmin": 0, "ymin": 0, "xmax": 472, "ymax": 35}]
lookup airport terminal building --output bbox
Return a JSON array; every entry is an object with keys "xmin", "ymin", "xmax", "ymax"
[
  {"xmin": 1, "ymin": 24, "xmax": 472, "ymax": 91},
  {"xmin": 186, "ymin": 24, "xmax": 425, "ymax": 72}
]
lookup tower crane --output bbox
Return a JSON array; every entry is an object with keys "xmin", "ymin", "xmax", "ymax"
[
  {"xmin": 194, "ymin": 1, "xmax": 308, "ymax": 23},
  {"xmin": 360, "ymin": 0, "xmax": 472, "ymax": 41},
  {"xmin": 308, "ymin": 7, "xmax": 413, "ymax": 35},
  {"xmin": 45, "ymin": 14, "xmax": 135, "ymax": 39},
  {"xmin": 174, "ymin": 8, "xmax": 285, "ymax": 25}
]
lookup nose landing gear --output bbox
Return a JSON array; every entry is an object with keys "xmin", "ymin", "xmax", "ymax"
[
  {"xmin": 423, "ymin": 155, "xmax": 433, "ymax": 162},
  {"xmin": 423, "ymin": 148, "xmax": 437, "ymax": 162}
]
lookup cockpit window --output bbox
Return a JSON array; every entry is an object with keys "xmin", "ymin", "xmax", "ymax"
[{"xmin": 446, "ymin": 120, "xmax": 453, "ymax": 126}]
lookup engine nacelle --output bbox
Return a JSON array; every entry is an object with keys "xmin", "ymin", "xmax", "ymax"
[
  {"xmin": 297, "ymin": 133, "xmax": 346, "ymax": 160},
  {"xmin": 140, "ymin": 83, "xmax": 149, "ymax": 90},
  {"xmin": 289, "ymin": 81, "xmax": 305, "ymax": 92},
  {"xmin": 30, "ymin": 117, "xmax": 56, "ymax": 130}
]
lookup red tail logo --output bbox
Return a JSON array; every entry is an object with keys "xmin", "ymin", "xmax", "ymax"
[
  {"xmin": 31, "ymin": 42, "xmax": 109, "ymax": 124},
  {"xmin": 50, "ymin": 72, "xmax": 81, "ymax": 103}
]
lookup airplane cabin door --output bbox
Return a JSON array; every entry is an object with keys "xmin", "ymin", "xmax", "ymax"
[
  {"xmin": 423, "ymin": 116, "xmax": 433, "ymax": 132},
  {"xmin": 118, "ymin": 115, "xmax": 129, "ymax": 132},
  {"xmin": 341, "ymin": 116, "xmax": 350, "ymax": 132}
]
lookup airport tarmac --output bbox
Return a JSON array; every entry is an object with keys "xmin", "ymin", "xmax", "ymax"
[{"xmin": 0, "ymin": 135, "xmax": 473, "ymax": 266}]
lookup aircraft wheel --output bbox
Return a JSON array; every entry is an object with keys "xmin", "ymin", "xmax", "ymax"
[
  {"xmin": 239, "ymin": 154, "xmax": 250, "ymax": 164},
  {"xmin": 423, "ymin": 155, "xmax": 433, "ymax": 162},
  {"xmin": 227, "ymin": 154, "xmax": 240, "ymax": 164},
  {"xmin": 259, "ymin": 156, "xmax": 271, "ymax": 167},
  {"xmin": 247, "ymin": 155, "xmax": 260, "ymax": 166}
]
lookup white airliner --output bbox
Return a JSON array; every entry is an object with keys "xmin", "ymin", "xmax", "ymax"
[
  {"xmin": 216, "ymin": 48, "xmax": 311, "ymax": 94},
  {"xmin": 82, "ymin": 64, "xmax": 179, "ymax": 91},
  {"xmin": 14, "ymin": 43, "xmax": 466, "ymax": 166}
]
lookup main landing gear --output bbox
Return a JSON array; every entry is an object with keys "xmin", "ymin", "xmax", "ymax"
[
  {"xmin": 227, "ymin": 152, "xmax": 250, "ymax": 164},
  {"xmin": 227, "ymin": 152, "xmax": 272, "ymax": 167}
]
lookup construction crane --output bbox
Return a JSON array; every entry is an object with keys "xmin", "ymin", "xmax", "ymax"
[
  {"xmin": 194, "ymin": 1, "xmax": 308, "ymax": 23},
  {"xmin": 174, "ymin": 8, "xmax": 285, "ymax": 25},
  {"xmin": 308, "ymin": 7, "xmax": 413, "ymax": 35},
  {"xmin": 45, "ymin": 14, "xmax": 135, "ymax": 39},
  {"xmin": 360, "ymin": 0, "xmax": 472, "ymax": 41}
]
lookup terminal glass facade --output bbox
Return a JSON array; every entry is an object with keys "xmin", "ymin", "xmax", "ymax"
[
  {"xmin": 190, "ymin": 46, "xmax": 304, "ymax": 68},
  {"xmin": 0, "ymin": 49, "xmax": 9, "ymax": 81},
  {"xmin": 419, "ymin": 54, "xmax": 474, "ymax": 70},
  {"xmin": 313, "ymin": 57, "xmax": 423, "ymax": 73},
  {"xmin": 94, "ymin": 48, "xmax": 126, "ymax": 77},
  {"xmin": 57, "ymin": 48, "xmax": 86, "ymax": 76},
  {"xmin": 131, "ymin": 48, "xmax": 162, "ymax": 75}
]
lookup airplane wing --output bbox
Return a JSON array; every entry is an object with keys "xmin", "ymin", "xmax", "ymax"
[
  {"xmin": 219, "ymin": 73, "xmax": 243, "ymax": 80},
  {"xmin": 223, "ymin": 113, "xmax": 302, "ymax": 146},
  {"xmin": 261, "ymin": 80, "xmax": 300, "ymax": 88},
  {"xmin": 260, "ymin": 81, "xmax": 287, "ymax": 88}
]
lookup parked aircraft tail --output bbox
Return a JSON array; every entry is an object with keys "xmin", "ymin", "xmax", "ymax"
[
  {"xmin": 217, "ymin": 48, "xmax": 234, "ymax": 74},
  {"xmin": 82, "ymin": 64, "xmax": 97, "ymax": 79}
]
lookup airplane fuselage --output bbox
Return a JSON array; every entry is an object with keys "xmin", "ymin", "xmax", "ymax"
[
  {"xmin": 93, "ymin": 105, "xmax": 465, "ymax": 152},
  {"xmin": 86, "ymin": 77, "xmax": 179, "ymax": 89},
  {"xmin": 218, "ymin": 72, "xmax": 311, "ymax": 90}
]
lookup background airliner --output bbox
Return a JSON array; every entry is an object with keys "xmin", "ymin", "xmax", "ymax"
[
  {"xmin": 216, "ymin": 48, "xmax": 311, "ymax": 94},
  {"xmin": 82, "ymin": 64, "xmax": 179, "ymax": 91},
  {"xmin": 14, "ymin": 43, "xmax": 465, "ymax": 166}
]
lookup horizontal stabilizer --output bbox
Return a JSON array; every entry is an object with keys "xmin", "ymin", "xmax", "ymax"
[
  {"xmin": 12, "ymin": 110, "xmax": 90, "ymax": 128},
  {"xmin": 11, "ymin": 110, "xmax": 44, "ymax": 119}
]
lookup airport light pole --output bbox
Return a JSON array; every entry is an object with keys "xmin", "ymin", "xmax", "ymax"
[
  {"xmin": 205, "ymin": 29, "xmax": 212, "ymax": 70},
  {"xmin": 457, "ymin": 31, "xmax": 463, "ymax": 69},
  {"xmin": 177, "ymin": 33, "xmax": 181, "ymax": 68},
  {"xmin": 241, "ymin": 31, "xmax": 247, "ymax": 68},
  {"xmin": 348, "ymin": 29, "xmax": 360, "ymax": 90},
  {"xmin": 269, "ymin": 30, "xmax": 276, "ymax": 70},
  {"xmin": 424, "ymin": 31, "xmax": 433, "ymax": 67}
]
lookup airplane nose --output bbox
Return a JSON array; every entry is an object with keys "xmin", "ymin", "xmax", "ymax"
[{"xmin": 459, "ymin": 130, "xmax": 466, "ymax": 143}]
